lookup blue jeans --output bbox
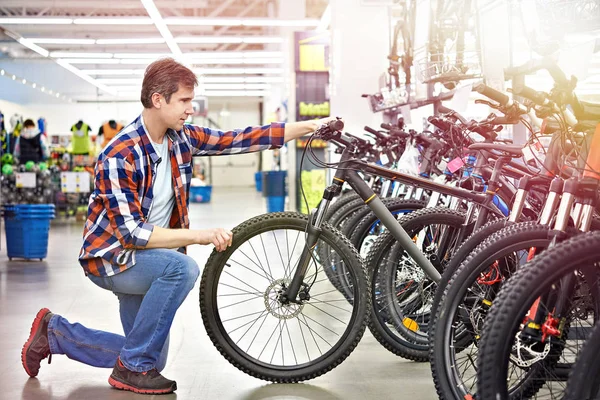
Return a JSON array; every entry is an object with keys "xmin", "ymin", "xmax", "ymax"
[{"xmin": 46, "ymin": 249, "xmax": 200, "ymax": 373}]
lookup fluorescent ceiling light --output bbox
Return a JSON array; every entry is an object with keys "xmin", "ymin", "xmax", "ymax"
[
  {"xmin": 113, "ymin": 53, "xmax": 169, "ymax": 59},
  {"xmin": 164, "ymin": 18, "xmax": 318, "ymax": 27},
  {"xmin": 27, "ymin": 38, "xmax": 96, "ymax": 44},
  {"xmin": 242, "ymin": 19, "xmax": 319, "ymax": 27},
  {"xmin": 99, "ymin": 77, "xmax": 284, "ymax": 85},
  {"xmin": 140, "ymin": 0, "xmax": 182, "ymax": 57},
  {"xmin": 317, "ymin": 5, "xmax": 331, "ymax": 32},
  {"xmin": 59, "ymin": 58, "xmax": 121, "ymax": 64},
  {"xmin": 97, "ymin": 78, "xmax": 142, "ymax": 84},
  {"xmin": 81, "ymin": 69, "xmax": 145, "ymax": 75},
  {"xmin": 200, "ymin": 91, "xmax": 269, "ymax": 97},
  {"xmin": 191, "ymin": 58, "xmax": 284, "ymax": 65},
  {"xmin": 96, "ymin": 38, "xmax": 165, "ymax": 44},
  {"xmin": 0, "ymin": 18, "xmax": 72, "ymax": 24},
  {"xmin": 186, "ymin": 51, "xmax": 283, "ymax": 59},
  {"xmin": 166, "ymin": 18, "xmax": 243, "ymax": 26},
  {"xmin": 109, "ymin": 86, "xmax": 141, "ymax": 91},
  {"xmin": 50, "ymin": 52, "xmax": 114, "ymax": 58},
  {"xmin": 175, "ymin": 36, "xmax": 283, "ymax": 44},
  {"xmin": 17, "ymin": 38, "xmax": 49, "ymax": 57},
  {"xmin": 201, "ymin": 77, "xmax": 284, "ymax": 83},
  {"xmin": 118, "ymin": 60, "xmax": 158, "ymax": 65},
  {"xmin": 176, "ymin": 36, "xmax": 242, "ymax": 44},
  {"xmin": 73, "ymin": 18, "xmax": 153, "ymax": 25},
  {"xmin": 242, "ymin": 37, "xmax": 284, "ymax": 44},
  {"xmin": 193, "ymin": 68, "xmax": 284, "ymax": 75},
  {"xmin": 202, "ymin": 84, "xmax": 271, "ymax": 90},
  {"xmin": 56, "ymin": 59, "xmax": 117, "ymax": 95}
]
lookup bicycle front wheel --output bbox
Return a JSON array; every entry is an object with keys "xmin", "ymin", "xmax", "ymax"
[{"xmin": 200, "ymin": 212, "xmax": 369, "ymax": 382}]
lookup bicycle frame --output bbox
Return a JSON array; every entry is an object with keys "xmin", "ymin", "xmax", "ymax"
[{"xmin": 283, "ymin": 145, "xmax": 512, "ymax": 302}]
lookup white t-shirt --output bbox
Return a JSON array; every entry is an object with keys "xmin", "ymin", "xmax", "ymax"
[{"xmin": 147, "ymin": 138, "xmax": 175, "ymax": 228}]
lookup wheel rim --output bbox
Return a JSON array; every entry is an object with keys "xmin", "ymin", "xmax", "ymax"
[{"xmin": 210, "ymin": 223, "xmax": 361, "ymax": 370}]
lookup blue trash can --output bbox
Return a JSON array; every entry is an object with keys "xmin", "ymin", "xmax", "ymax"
[
  {"xmin": 262, "ymin": 171, "xmax": 287, "ymax": 212},
  {"xmin": 3, "ymin": 204, "xmax": 55, "ymax": 261},
  {"xmin": 254, "ymin": 171, "xmax": 263, "ymax": 192}
]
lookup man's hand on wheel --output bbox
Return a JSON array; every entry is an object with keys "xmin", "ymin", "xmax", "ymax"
[{"xmin": 197, "ymin": 228, "xmax": 233, "ymax": 252}]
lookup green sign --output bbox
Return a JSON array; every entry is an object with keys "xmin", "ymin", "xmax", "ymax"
[{"xmin": 299, "ymin": 101, "xmax": 330, "ymax": 117}]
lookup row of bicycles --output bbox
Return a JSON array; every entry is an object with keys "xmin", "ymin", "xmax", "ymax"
[{"xmin": 198, "ymin": 57, "xmax": 600, "ymax": 399}]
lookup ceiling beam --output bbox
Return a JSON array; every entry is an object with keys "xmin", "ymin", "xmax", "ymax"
[
  {"xmin": 140, "ymin": 0, "xmax": 182, "ymax": 57},
  {"xmin": 215, "ymin": 0, "xmax": 265, "ymax": 51},
  {"xmin": 208, "ymin": 0, "xmax": 240, "ymax": 18},
  {"xmin": 0, "ymin": 1, "xmax": 207, "ymax": 10}
]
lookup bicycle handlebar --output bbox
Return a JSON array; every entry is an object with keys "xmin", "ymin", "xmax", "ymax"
[
  {"xmin": 513, "ymin": 85, "xmax": 550, "ymax": 106},
  {"xmin": 327, "ymin": 119, "xmax": 344, "ymax": 132},
  {"xmin": 364, "ymin": 125, "xmax": 388, "ymax": 141},
  {"xmin": 473, "ymin": 83, "xmax": 510, "ymax": 106}
]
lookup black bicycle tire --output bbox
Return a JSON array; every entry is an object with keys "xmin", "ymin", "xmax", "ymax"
[
  {"xmin": 477, "ymin": 230, "xmax": 600, "ymax": 400},
  {"xmin": 199, "ymin": 212, "xmax": 370, "ymax": 382},
  {"xmin": 366, "ymin": 207, "xmax": 466, "ymax": 361},
  {"xmin": 564, "ymin": 320, "xmax": 600, "ymax": 400},
  {"xmin": 430, "ymin": 222, "xmax": 558, "ymax": 400}
]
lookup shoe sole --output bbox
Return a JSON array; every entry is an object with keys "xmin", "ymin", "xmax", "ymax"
[
  {"xmin": 21, "ymin": 308, "xmax": 51, "ymax": 378},
  {"xmin": 108, "ymin": 376, "xmax": 177, "ymax": 395}
]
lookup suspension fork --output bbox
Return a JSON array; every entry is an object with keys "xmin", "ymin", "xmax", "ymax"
[
  {"xmin": 283, "ymin": 178, "xmax": 344, "ymax": 302},
  {"xmin": 524, "ymin": 178, "xmax": 580, "ymax": 337}
]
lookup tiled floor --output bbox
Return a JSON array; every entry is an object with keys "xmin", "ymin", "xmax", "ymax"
[{"xmin": 0, "ymin": 187, "xmax": 436, "ymax": 400}]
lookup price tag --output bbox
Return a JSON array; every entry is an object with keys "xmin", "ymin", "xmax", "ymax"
[
  {"xmin": 61, "ymin": 172, "xmax": 91, "ymax": 193},
  {"xmin": 447, "ymin": 157, "xmax": 465, "ymax": 173},
  {"xmin": 522, "ymin": 145, "xmax": 535, "ymax": 163},
  {"xmin": 16, "ymin": 172, "xmax": 36, "ymax": 188},
  {"xmin": 380, "ymin": 153, "xmax": 390, "ymax": 165}
]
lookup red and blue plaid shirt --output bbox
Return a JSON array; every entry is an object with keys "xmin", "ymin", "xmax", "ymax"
[{"xmin": 79, "ymin": 115, "xmax": 285, "ymax": 277}]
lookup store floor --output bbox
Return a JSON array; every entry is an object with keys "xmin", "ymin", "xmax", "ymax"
[{"xmin": 0, "ymin": 187, "xmax": 436, "ymax": 400}]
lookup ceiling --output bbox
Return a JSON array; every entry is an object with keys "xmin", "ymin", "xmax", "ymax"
[{"xmin": 0, "ymin": 0, "xmax": 329, "ymax": 103}]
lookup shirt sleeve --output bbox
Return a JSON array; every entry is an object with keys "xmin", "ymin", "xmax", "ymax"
[
  {"xmin": 183, "ymin": 122, "xmax": 285, "ymax": 156},
  {"xmin": 95, "ymin": 157, "xmax": 154, "ymax": 249}
]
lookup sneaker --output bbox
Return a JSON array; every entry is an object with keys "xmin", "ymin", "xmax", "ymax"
[
  {"xmin": 109, "ymin": 358, "xmax": 177, "ymax": 395},
  {"xmin": 22, "ymin": 308, "xmax": 54, "ymax": 377}
]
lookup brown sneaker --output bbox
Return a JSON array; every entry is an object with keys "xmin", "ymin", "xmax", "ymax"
[
  {"xmin": 22, "ymin": 308, "xmax": 54, "ymax": 377},
  {"xmin": 109, "ymin": 358, "xmax": 177, "ymax": 395}
]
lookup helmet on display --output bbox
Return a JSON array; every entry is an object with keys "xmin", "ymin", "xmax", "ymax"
[
  {"xmin": 1, "ymin": 153, "xmax": 14, "ymax": 165},
  {"xmin": 25, "ymin": 160, "xmax": 35, "ymax": 171},
  {"xmin": 38, "ymin": 161, "xmax": 48, "ymax": 171},
  {"xmin": 2, "ymin": 164, "xmax": 13, "ymax": 175}
]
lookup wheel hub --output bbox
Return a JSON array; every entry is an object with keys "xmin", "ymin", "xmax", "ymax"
[{"xmin": 264, "ymin": 279, "xmax": 304, "ymax": 319}]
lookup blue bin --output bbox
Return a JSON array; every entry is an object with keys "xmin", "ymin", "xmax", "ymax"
[
  {"xmin": 254, "ymin": 172, "xmax": 263, "ymax": 192},
  {"xmin": 190, "ymin": 186, "xmax": 212, "ymax": 203},
  {"xmin": 262, "ymin": 171, "xmax": 287, "ymax": 197},
  {"xmin": 262, "ymin": 171, "xmax": 287, "ymax": 212},
  {"xmin": 3, "ymin": 204, "xmax": 55, "ymax": 261},
  {"xmin": 267, "ymin": 196, "xmax": 285, "ymax": 212}
]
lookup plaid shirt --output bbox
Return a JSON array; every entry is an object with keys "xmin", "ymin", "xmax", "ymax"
[{"xmin": 79, "ymin": 115, "xmax": 285, "ymax": 277}]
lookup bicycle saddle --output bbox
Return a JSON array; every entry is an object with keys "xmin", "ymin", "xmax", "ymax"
[{"xmin": 468, "ymin": 143, "xmax": 523, "ymax": 157}]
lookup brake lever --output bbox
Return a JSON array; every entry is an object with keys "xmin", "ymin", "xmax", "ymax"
[{"xmin": 474, "ymin": 99, "xmax": 499, "ymax": 109}]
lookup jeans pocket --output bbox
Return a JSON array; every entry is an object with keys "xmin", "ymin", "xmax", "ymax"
[{"xmin": 88, "ymin": 274, "xmax": 114, "ymax": 291}]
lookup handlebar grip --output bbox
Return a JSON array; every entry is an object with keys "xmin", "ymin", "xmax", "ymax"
[
  {"xmin": 380, "ymin": 123, "xmax": 393, "ymax": 130},
  {"xmin": 514, "ymin": 86, "xmax": 549, "ymax": 106},
  {"xmin": 427, "ymin": 116, "xmax": 451, "ymax": 131},
  {"xmin": 474, "ymin": 83, "xmax": 510, "ymax": 106},
  {"xmin": 328, "ymin": 119, "xmax": 344, "ymax": 132},
  {"xmin": 364, "ymin": 126, "xmax": 387, "ymax": 140}
]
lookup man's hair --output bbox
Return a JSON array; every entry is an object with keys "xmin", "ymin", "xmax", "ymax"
[
  {"xmin": 23, "ymin": 119, "xmax": 35, "ymax": 128},
  {"xmin": 141, "ymin": 58, "xmax": 198, "ymax": 108}
]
